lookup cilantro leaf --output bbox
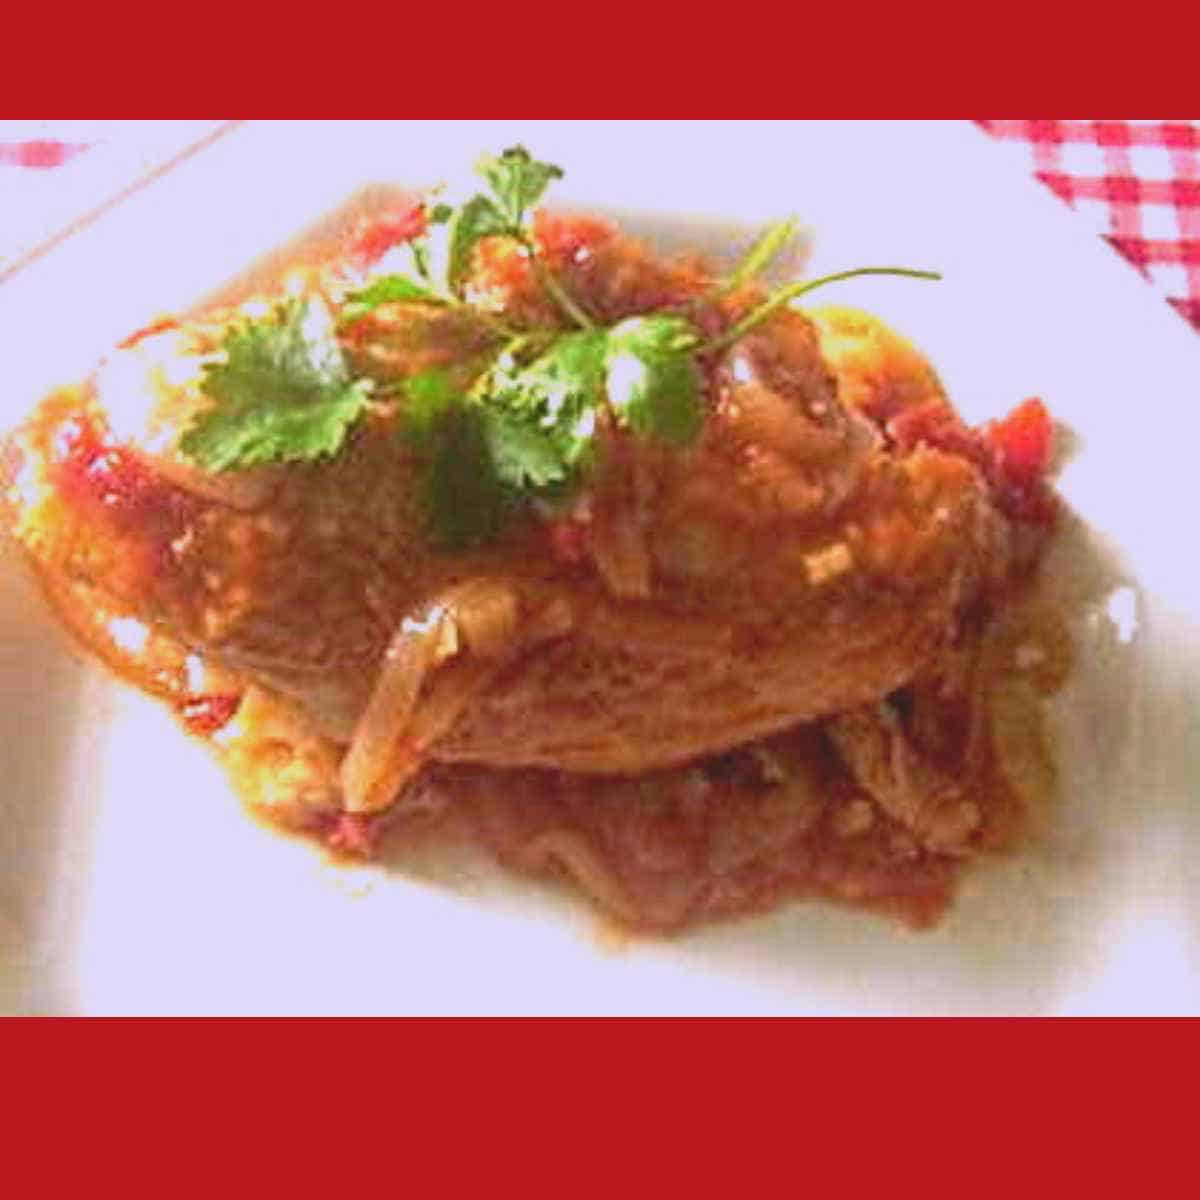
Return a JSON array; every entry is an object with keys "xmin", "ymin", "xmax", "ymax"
[
  {"xmin": 605, "ymin": 315, "xmax": 704, "ymax": 447},
  {"xmin": 399, "ymin": 368, "xmax": 462, "ymax": 443},
  {"xmin": 397, "ymin": 369, "xmax": 510, "ymax": 549},
  {"xmin": 443, "ymin": 146, "xmax": 590, "ymax": 329},
  {"xmin": 399, "ymin": 331, "xmax": 609, "ymax": 546},
  {"xmin": 476, "ymin": 146, "xmax": 564, "ymax": 229},
  {"xmin": 480, "ymin": 407, "xmax": 569, "ymax": 490},
  {"xmin": 487, "ymin": 330, "xmax": 608, "ymax": 477},
  {"xmin": 447, "ymin": 194, "xmax": 508, "ymax": 296},
  {"xmin": 419, "ymin": 405, "xmax": 512, "ymax": 549},
  {"xmin": 180, "ymin": 298, "xmax": 373, "ymax": 471},
  {"xmin": 339, "ymin": 274, "xmax": 445, "ymax": 326}
]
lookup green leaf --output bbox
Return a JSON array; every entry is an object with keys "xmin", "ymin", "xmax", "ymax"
[
  {"xmin": 180, "ymin": 298, "xmax": 374, "ymax": 471},
  {"xmin": 392, "ymin": 369, "xmax": 510, "ymax": 549},
  {"xmin": 480, "ymin": 407, "xmax": 569, "ymax": 490},
  {"xmin": 605, "ymin": 314, "xmax": 704, "ymax": 447},
  {"xmin": 477, "ymin": 146, "xmax": 563, "ymax": 229},
  {"xmin": 428, "ymin": 203, "xmax": 454, "ymax": 225},
  {"xmin": 447, "ymin": 194, "xmax": 508, "ymax": 296},
  {"xmin": 505, "ymin": 330, "xmax": 608, "ymax": 410},
  {"xmin": 419, "ymin": 406, "xmax": 512, "ymax": 550},
  {"xmin": 489, "ymin": 330, "xmax": 608, "ymax": 472},
  {"xmin": 718, "ymin": 218, "xmax": 799, "ymax": 297},
  {"xmin": 399, "ymin": 368, "xmax": 463, "ymax": 444},
  {"xmin": 339, "ymin": 274, "xmax": 444, "ymax": 326}
]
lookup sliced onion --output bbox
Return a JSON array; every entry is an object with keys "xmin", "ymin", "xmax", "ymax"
[
  {"xmin": 342, "ymin": 583, "xmax": 577, "ymax": 814},
  {"xmin": 340, "ymin": 604, "xmax": 450, "ymax": 813},
  {"xmin": 448, "ymin": 578, "xmax": 519, "ymax": 660}
]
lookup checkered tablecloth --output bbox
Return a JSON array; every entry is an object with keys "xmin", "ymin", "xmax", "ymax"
[
  {"xmin": 3, "ymin": 121, "xmax": 1198, "ymax": 333},
  {"xmin": 977, "ymin": 120, "xmax": 1200, "ymax": 333}
]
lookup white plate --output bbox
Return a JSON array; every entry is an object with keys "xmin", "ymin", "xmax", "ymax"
[{"xmin": 2, "ymin": 120, "xmax": 1198, "ymax": 1015}]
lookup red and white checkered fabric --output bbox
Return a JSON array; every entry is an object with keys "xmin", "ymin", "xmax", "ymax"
[{"xmin": 978, "ymin": 120, "xmax": 1200, "ymax": 333}]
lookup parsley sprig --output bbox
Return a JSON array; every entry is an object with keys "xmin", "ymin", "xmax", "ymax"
[{"xmin": 177, "ymin": 145, "xmax": 942, "ymax": 551}]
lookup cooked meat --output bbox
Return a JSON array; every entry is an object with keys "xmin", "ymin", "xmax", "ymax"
[
  {"xmin": 1, "ymin": 200, "xmax": 1064, "ymax": 932},
  {"xmin": 5, "ymin": 230, "xmax": 1012, "ymax": 776}
]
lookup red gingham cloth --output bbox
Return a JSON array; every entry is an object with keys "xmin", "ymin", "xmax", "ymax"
[
  {"xmin": 978, "ymin": 120, "xmax": 1200, "ymax": 333},
  {"xmin": 4, "ymin": 123, "xmax": 1199, "ymax": 334}
]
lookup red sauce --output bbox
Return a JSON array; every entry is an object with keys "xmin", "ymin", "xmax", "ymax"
[
  {"xmin": 982, "ymin": 397, "xmax": 1057, "ymax": 524},
  {"xmin": 116, "ymin": 317, "xmax": 180, "ymax": 351},
  {"xmin": 326, "ymin": 811, "xmax": 383, "ymax": 856},
  {"xmin": 349, "ymin": 201, "xmax": 429, "ymax": 268},
  {"xmin": 888, "ymin": 396, "xmax": 1058, "ymax": 527},
  {"xmin": 49, "ymin": 412, "xmax": 195, "ymax": 577},
  {"xmin": 545, "ymin": 516, "xmax": 591, "ymax": 565},
  {"xmin": 533, "ymin": 210, "xmax": 617, "ymax": 260},
  {"xmin": 180, "ymin": 692, "xmax": 242, "ymax": 737}
]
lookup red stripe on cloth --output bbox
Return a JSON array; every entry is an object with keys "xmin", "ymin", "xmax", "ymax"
[
  {"xmin": 978, "ymin": 119, "xmax": 1200, "ymax": 338},
  {"xmin": 0, "ymin": 140, "xmax": 90, "ymax": 168},
  {"xmin": 1099, "ymin": 135, "xmax": 1141, "ymax": 240},
  {"xmin": 1036, "ymin": 175, "xmax": 1200, "ymax": 208},
  {"xmin": 1107, "ymin": 236, "xmax": 1200, "ymax": 266},
  {"xmin": 1107, "ymin": 237, "xmax": 1200, "ymax": 328},
  {"xmin": 980, "ymin": 120, "xmax": 1200, "ymax": 150},
  {"xmin": 1169, "ymin": 297, "xmax": 1200, "ymax": 332},
  {"xmin": 1034, "ymin": 170, "xmax": 1079, "ymax": 205},
  {"xmin": 1178, "ymin": 190, "xmax": 1200, "ymax": 241}
]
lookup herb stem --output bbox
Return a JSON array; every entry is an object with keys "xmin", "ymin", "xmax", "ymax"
[
  {"xmin": 410, "ymin": 240, "xmax": 432, "ymax": 283},
  {"xmin": 468, "ymin": 307, "xmax": 520, "ymax": 340},
  {"xmin": 702, "ymin": 267, "xmax": 942, "ymax": 354},
  {"xmin": 703, "ymin": 217, "xmax": 801, "ymax": 305},
  {"xmin": 519, "ymin": 235, "xmax": 594, "ymax": 330}
]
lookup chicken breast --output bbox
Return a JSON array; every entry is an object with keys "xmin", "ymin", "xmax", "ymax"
[{"xmin": 2, "ymin": 215, "xmax": 1026, "ymax": 803}]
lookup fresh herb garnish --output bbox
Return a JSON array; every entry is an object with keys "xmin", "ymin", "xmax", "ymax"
[
  {"xmin": 446, "ymin": 195, "xmax": 512, "ymax": 298},
  {"xmin": 447, "ymin": 146, "xmax": 593, "ymax": 329},
  {"xmin": 481, "ymin": 331, "xmax": 608, "ymax": 485},
  {"xmin": 703, "ymin": 266, "xmax": 942, "ymax": 353},
  {"xmin": 178, "ymin": 144, "xmax": 942, "ymax": 554},
  {"xmin": 605, "ymin": 314, "xmax": 704, "ymax": 446},
  {"xmin": 180, "ymin": 297, "xmax": 373, "ymax": 471},
  {"xmin": 397, "ymin": 316, "xmax": 705, "ymax": 547},
  {"xmin": 339, "ymin": 275, "xmax": 446, "ymax": 326},
  {"xmin": 709, "ymin": 217, "xmax": 800, "ymax": 301},
  {"xmin": 398, "ymin": 333, "xmax": 605, "ymax": 546},
  {"xmin": 397, "ymin": 367, "xmax": 462, "ymax": 443},
  {"xmin": 342, "ymin": 149, "xmax": 577, "ymax": 334},
  {"xmin": 477, "ymin": 147, "xmax": 564, "ymax": 229},
  {"xmin": 417, "ymin": 402, "xmax": 513, "ymax": 549},
  {"xmin": 447, "ymin": 147, "xmax": 564, "ymax": 296}
]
